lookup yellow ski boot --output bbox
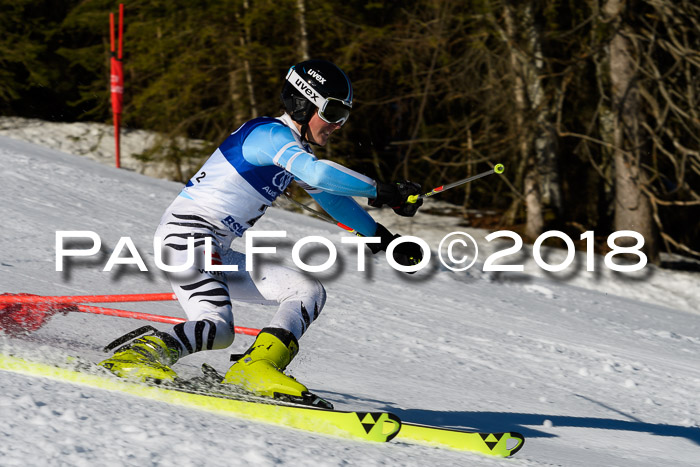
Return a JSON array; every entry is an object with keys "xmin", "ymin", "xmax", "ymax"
[
  {"xmin": 223, "ymin": 327, "xmax": 328, "ymax": 406},
  {"xmin": 99, "ymin": 330, "xmax": 180, "ymax": 383}
]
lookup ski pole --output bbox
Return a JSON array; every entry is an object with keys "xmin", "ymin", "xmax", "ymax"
[
  {"xmin": 284, "ymin": 164, "xmax": 505, "ymax": 235},
  {"xmin": 406, "ymin": 164, "xmax": 505, "ymax": 204},
  {"xmin": 283, "ymin": 194, "xmax": 364, "ymax": 236}
]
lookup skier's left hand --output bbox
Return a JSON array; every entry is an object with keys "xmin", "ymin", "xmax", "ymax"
[
  {"xmin": 367, "ymin": 223, "xmax": 424, "ymax": 274},
  {"xmin": 368, "ymin": 180, "xmax": 424, "ymax": 217}
]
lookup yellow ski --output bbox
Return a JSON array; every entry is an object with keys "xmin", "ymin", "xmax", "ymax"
[{"xmin": 0, "ymin": 353, "xmax": 400, "ymax": 443}]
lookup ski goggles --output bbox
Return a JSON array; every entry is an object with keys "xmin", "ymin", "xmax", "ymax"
[{"xmin": 286, "ymin": 68, "xmax": 352, "ymax": 125}]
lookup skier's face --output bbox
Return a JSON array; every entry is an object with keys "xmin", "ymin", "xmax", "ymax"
[{"xmin": 307, "ymin": 110, "xmax": 342, "ymax": 146}]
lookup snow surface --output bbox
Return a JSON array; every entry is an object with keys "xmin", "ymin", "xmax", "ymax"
[
  {"xmin": 1, "ymin": 128, "xmax": 699, "ymax": 466},
  {"xmin": 0, "ymin": 116, "xmax": 204, "ymax": 181}
]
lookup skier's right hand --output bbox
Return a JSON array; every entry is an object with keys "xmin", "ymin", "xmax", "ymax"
[
  {"xmin": 367, "ymin": 223, "xmax": 423, "ymax": 273},
  {"xmin": 368, "ymin": 180, "xmax": 424, "ymax": 217}
]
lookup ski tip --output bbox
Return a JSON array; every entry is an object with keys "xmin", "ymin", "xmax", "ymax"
[
  {"xmin": 508, "ymin": 432, "xmax": 525, "ymax": 456},
  {"xmin": 494, "ymin": 163, "xmax": 505, "ymax": 174}
]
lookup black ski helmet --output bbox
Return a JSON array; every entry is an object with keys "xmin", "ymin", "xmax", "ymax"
[{"xmin": 281, "ymin": 59, "xmax": 353, "ymax": 125}]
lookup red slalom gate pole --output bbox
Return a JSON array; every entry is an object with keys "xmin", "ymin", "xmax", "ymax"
[
  {"xmin": 0, "ymin": 293, "xmax": 261, "ymax": 337},
  {"xmin": 76, "ymin": 305, "xmax": 260, "ymax": 337},
  {"xmin": 109, "ymin": 4, "xmax": 125, "ymax": 168},
  {"xmin": 78, "ymin": 304, "xmax": 184, "ymax": 324},
  {"xmin": 0, "ymin": 293, "xmax": 176, "ymax": 306}
]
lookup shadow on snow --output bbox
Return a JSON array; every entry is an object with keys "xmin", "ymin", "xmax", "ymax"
[{"xmin": 387, "ymin": 407, "xmax": 700, "ymax": 447}]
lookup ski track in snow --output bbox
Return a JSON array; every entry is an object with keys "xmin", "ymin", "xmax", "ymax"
[{"xmin": 1, "ymin": 132, "xmax": 699, "ymax": 466}]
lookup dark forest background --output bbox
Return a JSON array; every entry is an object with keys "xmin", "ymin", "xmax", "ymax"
[{"xmin": 2, "ymin": 0, "xmax": 699, "ymax": 264}]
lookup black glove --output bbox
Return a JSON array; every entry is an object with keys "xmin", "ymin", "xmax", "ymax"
[
  {"xmin": 367, "ymin": 223, "xmax": 424, "ymax": 274},
  {"xmin": 368, "ymin": 181, "xmax": 424, "ymax": 217}
]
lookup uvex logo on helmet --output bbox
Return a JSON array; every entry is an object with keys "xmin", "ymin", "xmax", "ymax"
[
  {"xmin": 308, "ymin": 69, "xmax": 326, "ymax": 84},
  {"xmin": 294, "ymin": 79, "xmax": 320, "ymax": 102}
]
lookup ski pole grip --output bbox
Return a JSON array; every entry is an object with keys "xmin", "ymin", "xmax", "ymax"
[{"xmin": 406, "ymin": 194, "xmax": 420, "ymax": 204}]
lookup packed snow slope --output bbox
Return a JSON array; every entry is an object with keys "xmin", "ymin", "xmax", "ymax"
[{"xmin": 1, "ymin": 134, "xmax": 699, "ymax": 466}]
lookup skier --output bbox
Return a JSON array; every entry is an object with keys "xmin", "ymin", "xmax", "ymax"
[{"xmin": 100, "ymin": 59, "xmax": 424, "ymax": 403}]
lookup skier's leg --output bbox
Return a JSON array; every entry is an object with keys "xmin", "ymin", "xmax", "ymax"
[
  {"xmin": 162, "ymin": 256, "xmax": 236, "ymax": 358},
  {"xmin": 221, "ymin": 256, "xmax": 327, "ymax": 341},
  {"xmin": 159, "ymin": 242, "xmax": 328, "ymax": 357},
  {"xmin": 156, "ymin": 221, "xmax": 241, "ymax": 357},
  {"xmin": 100, "ymin": 219, "xmax": 236, "ymax": 380}
]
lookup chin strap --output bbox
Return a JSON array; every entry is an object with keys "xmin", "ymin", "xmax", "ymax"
[
  {"xmin": 300, "ymin": 122, "xmax": 320, "ymax": 146},
  {"xmin": 299, "ymin": 123, "xmax": 309, "ymax": 143}
]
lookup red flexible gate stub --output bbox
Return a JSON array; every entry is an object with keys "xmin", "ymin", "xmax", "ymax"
[
  {"xmin": 0, "ymin": 292, "xmax": 260, "ymax": 337},
  {"xmin": 0, "ymin": 293, "xmax": 77, "ymax": 336}
]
